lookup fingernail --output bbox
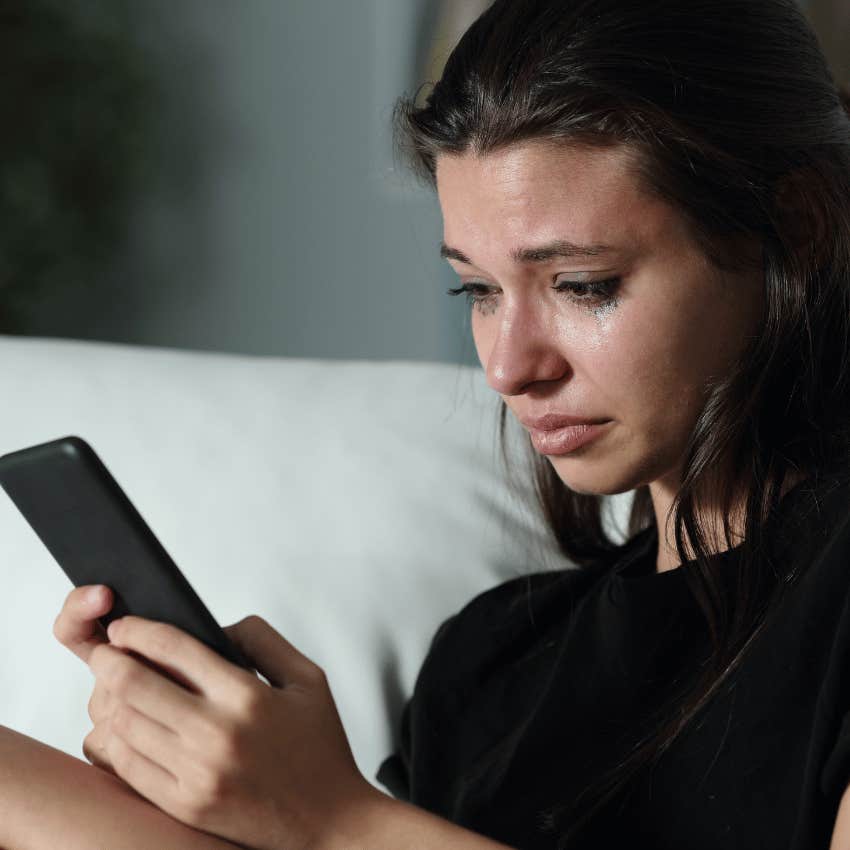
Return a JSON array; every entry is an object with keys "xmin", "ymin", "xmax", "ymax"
[{"xmin": 86, "ymin": 586, "xmax": 103, "ymax": 605}]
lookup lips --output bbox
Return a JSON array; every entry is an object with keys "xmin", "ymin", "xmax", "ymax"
[
  {"xmin": 516, "ymin": 413, "xmax": 613, "ymax": 456},
  {"xmin": 518, "ymin": 413, "xmax": 610, "ymax": 431},
  {"xmin": 527, "ymin": 420, "xmax": 612, "ymax": 455}
]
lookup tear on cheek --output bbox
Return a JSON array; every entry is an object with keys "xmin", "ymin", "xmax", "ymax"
[{"xmin": 591, "ymin": 299, "xmax": 619, "ymax": 322}]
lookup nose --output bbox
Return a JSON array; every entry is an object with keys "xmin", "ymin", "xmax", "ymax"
[{"xmin": 480, "ymin": 302, "xmax": 569, "ymax": 396}]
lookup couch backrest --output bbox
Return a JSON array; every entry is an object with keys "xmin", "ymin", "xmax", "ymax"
[{"xmin": 0, "ymin": 335, "xmax": 632, "ymax": 782}]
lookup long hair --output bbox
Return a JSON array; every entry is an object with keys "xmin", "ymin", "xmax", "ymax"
[{"xmin": 395, "ymin": 0, "xmax": 850, "ymax": 844}]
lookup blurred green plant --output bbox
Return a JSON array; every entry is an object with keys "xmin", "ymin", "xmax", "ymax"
[{"xmin": 0, "ymin": 0, "xmax": 155, "ymax": 332}]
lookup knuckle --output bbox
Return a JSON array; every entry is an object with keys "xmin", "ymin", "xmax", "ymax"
[
  {"xmin": 231, "ymin": 681, "xmax": 264, "ymax": 717},
  {"xmin": 83, "ymin": 725, "xmax": 114, "ymax": 774},
  {"xmin": 198, "ymin": 764, "xmax": 228, "ymax": 803},
  {"xmin": 111, "ymin": 661, "xmax": 141, "ymax": 699},
  {"xmin": 87, "ymin": 690, "xmax": 100, "ymax": 722},
  {"xmin": 180, "ymin": 772, "xmax": 226, "ymax": 827},
  {"xmin": 306, "ymin": 661, "xmax": 328, "ymax": 686},
  {"xmin": 176, "ymin": 796, "xmax": 210, "ymax": 829},
  {"xmin": 82, "ymin": 729, "xmax": 97, "ymax": 763},
  {"xmin": 51, "ymin": 613, "xmax": 66, "ymax": 642},
  {"xmin": 52, "ymin": 611, "xmax": 79, "ymax": 646}
]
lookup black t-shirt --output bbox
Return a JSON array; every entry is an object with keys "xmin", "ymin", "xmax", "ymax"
[{"xmin": 377, "ymin": 472, "xmax": 850, "ymax": 849}]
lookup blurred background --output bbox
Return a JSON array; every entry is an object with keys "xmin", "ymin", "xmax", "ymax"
[{"xmin": 0, "ymin": 0, "xmax": 846, "ymax": 366}]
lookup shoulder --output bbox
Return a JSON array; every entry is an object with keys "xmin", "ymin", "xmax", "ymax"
[
  {"xmin": 771, "ymin": 468, "xmax": 850, "ymax": 583},
  {"xmin": 422, "ymin": 529, "xmax": 656, "ymax": 670},
  {"xmin": 417, "ymin": 560, "xmax": 610, "ymax": 690},
  {"xmin": 437, "ymin": 569, "xmax": 564, "ymax": 635},
  {"xmin": 422, "ymin": 571, "xmax": 558, "ymax": 662}
]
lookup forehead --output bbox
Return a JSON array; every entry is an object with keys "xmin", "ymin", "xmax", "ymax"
[{"xmin": 435, "ymin": 141, "xmax": 672, "ymax": 253}]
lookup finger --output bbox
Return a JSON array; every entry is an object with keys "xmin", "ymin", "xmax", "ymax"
[
  {"xmin": 87, "ymin": 681, "xmax": 112, "ymax": 724},
  {"xmin": 105, "ymin": 725, "xmax": 180, "ymax": 813},
  {"xmin": 82, "ymin": 725, "xmax": 117, "ymax": 775},
  {"xmin": 106, "ymin": 616, "xmax": 254, "ymax": 700},
  {"xmin": 224, "ymin": 615, "xmax": 321, "ymax": 689},
  {"xmin": 52, "ymin": 585, "xmax": 114, "ymax": 663},
  {"xmin": 89, "ymin": 643, "xmax": 201, "ymax": 736},
  {"xmin": 110, "ymin": 701, "xmax": 182, "ymax": 779}
]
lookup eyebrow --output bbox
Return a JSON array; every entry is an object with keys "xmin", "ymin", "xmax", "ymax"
[{"xmin": 440, "ymin": 239, "xmax": 615, "ymax": 265}]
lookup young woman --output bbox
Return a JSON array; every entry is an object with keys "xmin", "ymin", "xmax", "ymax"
[{"xmin": 3, "ymin": 0, "xmax": 850, "ymax": 848}]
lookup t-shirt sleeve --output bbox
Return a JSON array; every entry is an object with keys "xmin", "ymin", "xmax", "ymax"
[
  {"xmin": 812, "ymin": 513, "xmax": 850, "ymax": 801},
  {"xmin": 375, "ymin": 698, "xmax": 413, "ymax": 799},
  {"xmin": 375, "ymin": 614, "xmax": 460, "ymax": 799},
  {"xmin": 822, "ymin": 712, "xmax": 850, "ymax": 799},
  {"xmin": 819, "ymin": 588, "xmax": 850, "ymax": 800},
  {"xmin": 374, "ymin": 568, "xmax": 579, "ymax": 820}
]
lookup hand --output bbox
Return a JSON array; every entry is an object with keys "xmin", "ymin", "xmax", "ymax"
[
  {"xmin": 85, "ymin": 614, "xmax": 377, "ymax": 850},
  {"xmin": 52, "ymin": 585, "xmax": 121, "ymax": 775}
]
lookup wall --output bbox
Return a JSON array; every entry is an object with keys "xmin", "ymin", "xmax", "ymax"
[
  {"xmin": 13, "ymin": 0, "xmax": 847, "ymax": 365},
  {"xmin": 21, "ymin": 0, "xmax": 477, "ymax": 364}
]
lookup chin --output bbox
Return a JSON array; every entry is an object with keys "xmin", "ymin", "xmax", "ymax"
[
  {"xmin": 545, "ymin": 454, "xmax": 648, "ymax": 498},
  {"xmin": 544, "ymin": 428, "xmax": 674, "ymax": 498}
]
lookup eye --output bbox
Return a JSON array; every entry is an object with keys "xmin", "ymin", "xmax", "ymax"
[
  {"xmin": 553, "ymin": 277, "xmax": 621, "ymax": 304},
  {"xmin": 446, "ymin": 277, "xmax": 622, "ymax": 315},
  {"xmin": 446, "ymin": 282, "xmax": 499, "ymax": 315}
]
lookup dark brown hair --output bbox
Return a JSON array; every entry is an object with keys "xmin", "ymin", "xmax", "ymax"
[{"xmin": 395, "ymin": 0, "xmax": 850, "ymax": 844}]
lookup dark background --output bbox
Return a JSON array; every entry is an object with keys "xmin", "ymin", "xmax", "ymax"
[{"xmin": 0, "ymin": 0, "xmax": 845, "ymax": 365}]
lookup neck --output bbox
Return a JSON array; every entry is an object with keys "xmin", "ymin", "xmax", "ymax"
[{"xmin": 650, "ymin": 469, "xmax": 804, "ymax": 574}]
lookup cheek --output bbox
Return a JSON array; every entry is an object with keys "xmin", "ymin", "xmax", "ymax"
[
  {"xmin": 593, "ymin": 296, "xmax": 713, "ymax": 431},
  {"xmin": 470, "ymin": 312, "xmax": 494, "ymax": 368}
]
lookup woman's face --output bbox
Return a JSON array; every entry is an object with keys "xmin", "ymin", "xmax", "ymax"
[{"xmin": 435, "ymin": 141, "xmax": 764, "ymax": 497}]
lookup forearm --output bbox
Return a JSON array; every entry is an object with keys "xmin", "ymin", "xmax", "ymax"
[
  {"xmin": 326, "ymin": 785, "xmax": 515, "ymax": 850},
  {"xmin": 0, "ymin": 725, "xmax": 244, "ymax": 850}
]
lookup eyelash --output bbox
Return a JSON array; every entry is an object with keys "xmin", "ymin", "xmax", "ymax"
[{"xmin": 446, "ymin": 278, "xmax": 621, "ymax": 313}]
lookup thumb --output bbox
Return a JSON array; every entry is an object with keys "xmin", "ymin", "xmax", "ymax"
[{"xmin": 223, "ymin": 616, "xmax": 321, "ymax": 689}]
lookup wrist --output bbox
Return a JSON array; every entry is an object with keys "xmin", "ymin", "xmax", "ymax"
[
  {"xmin": 314, "ymin": 782, "xmax": 514, "ymax": 850},
  {"xmin": 313, "ymin": 782, "xmax": 399, "ymax": 850}
]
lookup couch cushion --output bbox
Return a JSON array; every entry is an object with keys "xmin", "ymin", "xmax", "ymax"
[{"xmin": 0, "ymin": 335, "xmax": 631, "ymax": 783}]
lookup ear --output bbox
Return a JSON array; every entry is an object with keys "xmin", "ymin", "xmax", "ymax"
[{"xmin": 772, "ymin": 167, "xmax": 831, "ymax": 262}]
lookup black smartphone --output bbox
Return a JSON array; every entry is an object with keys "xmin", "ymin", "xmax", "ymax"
[{"xmin": 0, "ymin": 435, "xmax": 252, "ymax": 671}]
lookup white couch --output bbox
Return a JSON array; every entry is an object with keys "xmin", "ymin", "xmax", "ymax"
[{"xmin": 0, "ymin": 335, "xmax": 631, "ymax": 787}]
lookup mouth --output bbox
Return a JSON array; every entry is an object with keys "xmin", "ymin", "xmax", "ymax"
[
  {"xmin": 526, "ymin": 420, "xmax": 613, "ymax": 456},
  {"xmin": 518, "ymin": 412, "xmax": 610, "ymax": 431}
]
